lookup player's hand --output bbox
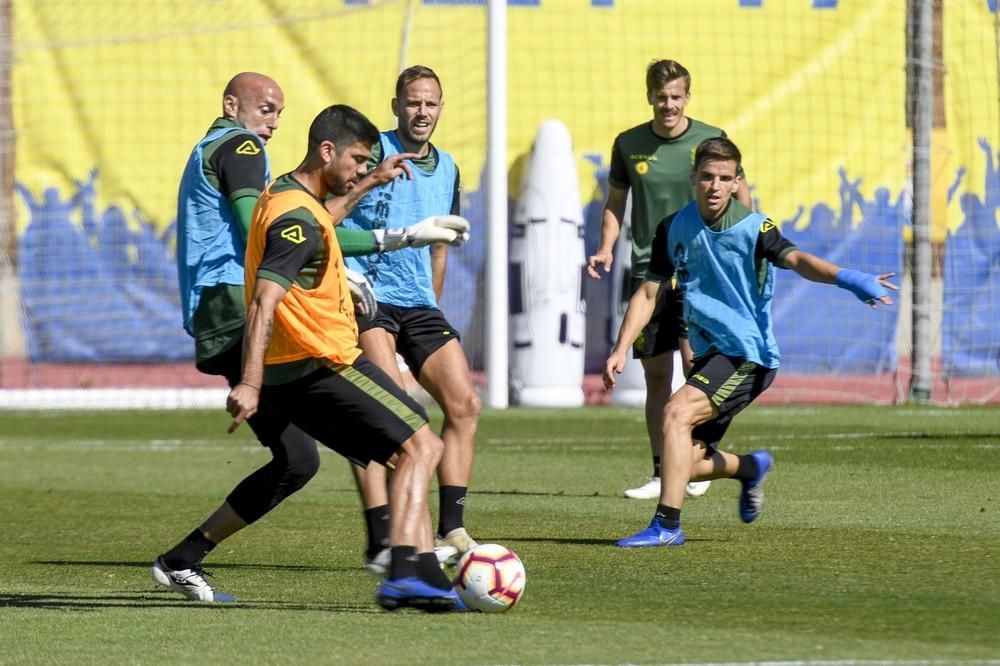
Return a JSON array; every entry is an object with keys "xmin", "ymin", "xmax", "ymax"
[
  {"xmin": 369, "ymin": 152, "xmax": 419, "ymax": 185},
  {"xmin": 226, "ymin": 383, "xmax": 260, "ymax": 433},
  {"xmin": 377, "ymin": 215, "xmax": 471, "ymax": 251},
  {"xmin": 602, "ymin": 351, "xmax": 627, "ymax": 390},
  {"xmin": 872, "ymin": 272, "xmax": 898, "ymax": 308},
  {"xmin": 345, "ymin": 268, "xmax": 377, "ymax": 322},
  {"xmin": 405, "ymin": 215, "xmax": 470, "ymax": 247},
  {"xmin": 835, "ymin": 269, "xmax": 897, "ymax": 308},
  {"xmin": 587, "ymin": 249, "xmax": 613, "ymax": 279}
]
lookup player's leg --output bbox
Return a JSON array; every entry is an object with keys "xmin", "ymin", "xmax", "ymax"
[
  {"xmin": 616, "ymin": 383, "xmax": 713, "ymax": 548},
  {"xmin": 625, "ymin": 283, "xmax": 677, "ymax": 499},
  {"xmin": 678, "ymin": 338, "xmax": 712, "ymax": 498},
  {"xmin": 353, "ymin": 322, "xmax": 403, "ymax": 568},
  {"xmin": 273, "ymin": 358, "xmax": 461, "ymax": 611},
  {"xmin": 416, "ymin": 345, "xmax": 481, "ymax": 553},
  {"xmin": 153, "ymin": 343, "xmax": 319, "ymax": 603},
  {"xmin": 396, "ymin": 308, "xmax": 482, "ymax": 555},
  {"xmin": 686, "ymin": 356, "xmax": 777, "ymax": 523}
]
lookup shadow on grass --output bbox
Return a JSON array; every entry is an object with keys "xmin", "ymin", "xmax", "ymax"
[
  {"xmin": 0, "ymin": 591, "xmax": 377, "ymax": 613},
  {"xmin": 473, "ymin": 489, "xmax": 617, "ymax": 498},
  {"xmin": 33, "ymin": 560, "xmax": 350, "ymax": 572}
]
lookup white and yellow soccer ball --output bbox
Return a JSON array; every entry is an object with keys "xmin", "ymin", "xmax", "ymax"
[{"xmin": 454, "ymin": 543, "xmax": 526, "ymax": 612}]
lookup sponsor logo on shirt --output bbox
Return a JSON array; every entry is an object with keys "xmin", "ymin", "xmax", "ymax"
[
  {"xmin": 236, "ymin": 139, "xmax": 261, "ymax": 155},
  {"xmin": 280, "ymin": 225, "xmax": 306, "ymax": 244}
]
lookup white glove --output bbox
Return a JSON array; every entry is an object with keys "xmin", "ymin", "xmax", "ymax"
[
  {"xmin": 374, "ymin": 215, "xmax": 471, "ymax": 252},
  {"xmin": 345, "ymin": 269, "xmax": 377, "ymax": 323}
]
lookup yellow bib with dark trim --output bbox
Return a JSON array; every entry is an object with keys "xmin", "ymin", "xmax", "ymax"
[{"xmin": 245, "ymin": 183, "xmax": 361, "ymax": 366}]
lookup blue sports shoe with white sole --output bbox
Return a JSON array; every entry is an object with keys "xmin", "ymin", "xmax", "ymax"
[
  {"xmin": 615, "ymin": 520, "xmax": 686, "ymax": 548},
  {"xmin": 376, "ymin": 577, "xmax": 465, "ymax": 612},
  {"xmin": 739, "ymin": 449, "xmax": 774, "ymax": 523}
]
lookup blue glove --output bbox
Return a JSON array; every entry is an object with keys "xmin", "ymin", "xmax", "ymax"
[{"xmin": 835, "ymin": 269, "xmax": 888, "ymax": 303}]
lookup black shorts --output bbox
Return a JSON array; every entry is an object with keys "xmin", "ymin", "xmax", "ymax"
[
  {"xmin": 260, "ymin": 356, "xmax": 429, "ymax": 467},
  {"xmin": 358, "ymin": 303, "xmax": 460, "ymax": 377},
  {"xmin": 629, "ymin": 277, "xmax": 687, "ymax": 360},
  {"xmin": 686, "ymin": 352, "xmax": 777, "ymax": 452}
]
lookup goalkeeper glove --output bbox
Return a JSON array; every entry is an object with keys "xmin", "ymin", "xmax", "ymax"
[
  {"xmin": 834, "ymin": 269, "xmax": 888, "ymax": 304},
  {"xmin": 373, "ymin": 215, "xmax": 471, "ymax": 252},
  {"xmin": 345, "ymin": 269, "xmax": 377, "ymax": 323}
]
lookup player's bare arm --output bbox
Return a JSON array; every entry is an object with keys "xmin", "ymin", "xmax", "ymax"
[
  {"xmin": 431, "ymin": 242, "xmax": 447, "ymax": 301},
  {"xmin": 783, "ymin": 250, "xmax": 897, "ymax": 308},
  {"xmin": 587, "ymin": 184, "xmax": 627, "ymax": 279},
  {"xmin": 603, "ymin": 279, "xmax": 662, "ymax": 389},
  {"xmin": 226, "ymin": 278, "xmax": 287, "ymax": 432}
]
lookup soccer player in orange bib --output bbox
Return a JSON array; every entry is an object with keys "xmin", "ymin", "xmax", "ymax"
[{"xmin": 226, "ymin": 105, "xmax": 465, "ymax": 612}]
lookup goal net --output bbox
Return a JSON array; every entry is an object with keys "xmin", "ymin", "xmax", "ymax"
[{"xmin": 1, "ymin": 0, "xmax": 997, "ymax": 408}]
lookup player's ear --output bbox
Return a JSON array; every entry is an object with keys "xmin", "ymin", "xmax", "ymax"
[
  {"xmin": 390, "ymin": 97, "xmax": 400, "ymax": 118},
  {"xmin": 222, "ymin": 94, "xmax": 238, "ymax": 119},
  {"xmin": 319, "ymin": 140, "xmax": 336, "ymax": 164}
]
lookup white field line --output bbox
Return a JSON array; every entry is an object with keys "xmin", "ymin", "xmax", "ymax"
[{"xmin": 485, "ymin": 431, "xmax": 1000, "ymax": 450}]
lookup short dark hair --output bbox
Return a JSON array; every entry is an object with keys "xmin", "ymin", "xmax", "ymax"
[
  {"xmin": 646, "ymin": 59, "xmax": 691, "ymax": 94},
  {"xmin": 307, "ymin": 104, "xmax": 379, "ymax": 150},
  {"xmin": 693, "ymin": 136, "xmax": 742, "ymax": 173},
  {"xmin": 395, "ymin": 65, "xmax": 442, "ymax": 100}
]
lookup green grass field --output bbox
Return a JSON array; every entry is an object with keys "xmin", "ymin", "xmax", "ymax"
[{"xmin": 1, "ymin": 405, "xmax": 998, "ymax": 665}]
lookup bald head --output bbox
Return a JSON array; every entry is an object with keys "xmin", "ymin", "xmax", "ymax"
[{"xmin": 221, "ymin": 72, "xmax": 285, "ymax": 143}]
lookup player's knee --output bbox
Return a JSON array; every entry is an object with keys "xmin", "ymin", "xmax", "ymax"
[
  {"xmin": 284, "ymin": 448, "xmax": 320, "ymax": 491},
  {"xmin": 407, "ymin": 427, "xmax": 445, "ymax": 467},
  {"xmin": 446, "ymin": 389, "xmax": 481, "ymax": 425},
  {"xmin": 663, "ymin": 399, "xmax": 700, "ymax": 429}
]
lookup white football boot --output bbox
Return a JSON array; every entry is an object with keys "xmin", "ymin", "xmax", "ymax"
[
  {"xmin": 623, "ymin": 477, "xmax": 660, "ymax": 499},
  {"xmin": 151, "ymin": 557, "xmax": 235, "ymax": 603}
]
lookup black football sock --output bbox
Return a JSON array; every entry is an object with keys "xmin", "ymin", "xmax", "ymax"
[
  {"xmin": 733, "ymin": 455, "xmax": 760, "ymax": 482},
  {"xmin": 364, "ymin": 505, "xmax": 390, "ymax": 558},
  {"xmin": 388, "ymin": 546, "xmax": 418, "ymax": 581},
  {"xmin": 652, "ymin": 455, "xmax": 662, "ymax": 478},
  {"xmin": 417, "ymin": 552, "xmax": 453, "ymax": 590},
  {"xmin": 161, "ymin": 529, "xmax": 216, "ymax": 570},
  {"xmin": 437, "ymin": 485, "xmax": 468, "ymax": 536},
  {"xmin": 654, "ymin": 504, "xmax": 681, "ymax": 530}
]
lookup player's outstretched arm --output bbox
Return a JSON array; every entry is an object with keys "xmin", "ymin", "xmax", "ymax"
[
  {"xmin": 603, "ymin": 280, "xmax": 661, "ymax": 389},
  {"xmin": 783, "ymin": 249, "xmax": 897, "ymax": 308}
]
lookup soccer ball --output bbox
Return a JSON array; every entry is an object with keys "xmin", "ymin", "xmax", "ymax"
[{"xmin": 454, "ymin": 543, "xmax": 526, "ymax": 612}]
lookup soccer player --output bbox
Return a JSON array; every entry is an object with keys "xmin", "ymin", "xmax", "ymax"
[
  {"xmin": 605, "ymin": 136, "xmax": 896, "ymax": 547},
  {"xmin": 154, "ymin": 74, "xmax": 460, "ymax": 603},
  {"xmin": 587, "ymin": 59, "xmax": 752, "ymax": 501},
  {"xmin": 226, "ymin": 104, "xmax": 465, "ymax": 611},
  {"xmin": 339, "ymin": 65, "xmax": 481, "ymax": 573}
]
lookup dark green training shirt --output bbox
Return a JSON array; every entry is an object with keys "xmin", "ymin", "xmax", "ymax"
[
  {"xmin": 192, "ymin": 118, "xmax": 268, "ymax": 370},
  {"xmin": 608, "ymin": 118, "xmax": 726, "ymax": 279}
]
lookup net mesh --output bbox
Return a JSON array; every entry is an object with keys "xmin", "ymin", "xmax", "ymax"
[{"xmin": 1, "ymin": 0, "xmax": 997, "ymax": 407}]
